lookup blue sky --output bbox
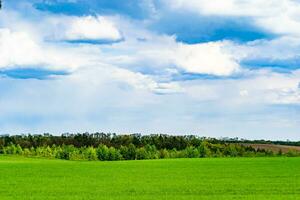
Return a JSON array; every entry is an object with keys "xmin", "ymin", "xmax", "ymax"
[{"xmin": 0, "ymin": 0, "xmax": 300, "ymax": 139}]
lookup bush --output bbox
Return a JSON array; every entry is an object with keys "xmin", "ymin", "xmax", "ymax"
[
  {"xmin": 144, "ymin": 145, "xmax": 159, "ymax": 159},
  {"xmin": 107, "ymin": 147, "xmax": 122, "ymax": 161},
  {"xmin": 120, "ymin": 144, "xmax": 136, "ymax": 160},
  {"xmin": 23, "ymin": 148, "xmax": 32, "ymax": 157},
  {"xmin": 184, "ymin": 146, "xmax": 199, "ymax": 158},
  {"xmin": 159, "ymin": 149, "xmax": 170, "ymax": 159},
  {"xmin": 136, "ymin": 147, "xmax": 148, "ymax": 160},
  {"xmin": 97, "ymin": 145, "xmax": 109, "ymax": 161},
  {"xmin": 56, "ymin": 145, "xmax": 78, "ymax": 160},
  {"xmin": 84, "ymin": 147, "xmax": 97, "ymax": 161},
  {"xmin": 286, "ymin": 150, "xmax": 299, "ymax": 157},
  {"xmin": 198, "ymin": 141, "xmax": 211, "ymax": 157},
  {"xmin": 4, "ymin": 144, "xmax": 17, "ymax": 154}
]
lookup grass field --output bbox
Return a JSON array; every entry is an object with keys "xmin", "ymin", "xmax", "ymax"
[{"xmin": 0, "ymin": 156, "xmax": 300, "ymax": 200}]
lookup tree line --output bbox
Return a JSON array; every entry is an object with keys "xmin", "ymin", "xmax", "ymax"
[
  {"xmin": 1, "ymin": 133, "xmax": 299, "ymax": 149},
  {"xmin": 0, "ymin": 133, "xmax": 222, "ymax": 150},
  {"xmin": 0, "ymin": 133, "xmax": 299, "ymax": 161}
]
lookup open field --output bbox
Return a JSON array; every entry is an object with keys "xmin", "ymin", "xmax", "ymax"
[
  {"xmin": 0, "ymin": 156, "xmax": 300, "ymax": 200},
  {"xmin": 242, "ymin": 144, "xmax": 300, "ymax": 153}
]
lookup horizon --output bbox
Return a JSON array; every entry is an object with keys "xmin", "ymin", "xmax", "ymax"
[
  {"xmin": 0, "ymin": 0, "xmax": 300, "ymax": 140},
  {"xmin": 0, "ymin": 132, "xmax": 299, "ymax": 142}
]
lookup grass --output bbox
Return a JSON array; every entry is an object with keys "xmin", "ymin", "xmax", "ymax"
[{"xmin": 0, "ymin": 156, "xmax": 300, "ymax": 200}]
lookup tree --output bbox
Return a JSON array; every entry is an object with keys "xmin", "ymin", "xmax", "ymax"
[
  {"xmin": 287, "ymin": 150, "xmax": 299, "ymax": 157},
  {"xmin": 84, "ymin": 147, "xmax": 97, "ymax": 161},
  {"xmin": 136, "ymin": 147, "xmax": 148, "ymax": 160},
  {"xmin": 107, "ymin": 147, "xmax": 122, "ymax": 161},
  {"xmin": 120, "ymin": 144, "xmax": 136, "ymax": 160},
  {"xmin": 15, "ymin": 144, "xmax": 23, "ymax": 155},
  {"xmin": 184, "ymin": 146, "xmax": 199, "ymax": 158},
  {"xmin": 159, "ymin": 149, "xmax": 169, "ymax": 159},
  {"xmin": 224, "ymin": 144, "xmax": 238, "ymax": 157},
  {"xmin": 198, "ymin": 141, "xmax": 211, "ymax": 157},
  {"xmin": 96, "ymin": 144, "xmax": 109, "ymax": 161},
  {"xmin": 4, "ymin": 144, "xmax": 17, "ymax": 154}
]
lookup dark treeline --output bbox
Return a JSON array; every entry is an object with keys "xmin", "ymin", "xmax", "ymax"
[
  {"xmin": 1, "ymin": 133, "xmax": 212, "ymax": 150},
  {"xmin": 0, "ymin": 133, "xmax": 299, "ymax": 161},
  {"xmin": 224, "ymin": 138, "xmax": 300, "ymax": 146},
  {"xmin": 1, "ymin": 133, "xmax": 300, "ymax": 149}
]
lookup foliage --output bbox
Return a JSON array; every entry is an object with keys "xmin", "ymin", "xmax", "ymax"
[
  {"xmin": 0, "ymin": 142, "xmax": 299, "ymax": 161},
  {"xmin": 0, "ymin": 134, "xmax": 299, "ymax": 161}
]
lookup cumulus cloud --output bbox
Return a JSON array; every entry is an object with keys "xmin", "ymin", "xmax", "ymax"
[
  {"xmin": 0, "ymin": 29, "xmax": 43, "ymax": 68},
  {"xmin": 167, "ymin": 0, "xmax": 282, "ymax": 17},
  {"xmin": 0, "ymin": 28, "xmax": 99, "ymax": 71},
  {"xmin": 166, "ymin": 0, "xmax": 300, "ymax": 37},
  {"xmin": 106, "ymin": 66, "xmax": 183, "ymax": 94},
  {"xmin": 0, "ymin": 29, "xmax": 180, "ymax": 94},
  {"xmin": 174, "ymin": 41, "xmax": 239, "ymax": 76},
  {"xmin": 106, "ymin": 36, "xmax": 240, "ymax": 76},
  {"xmin": 52, "ymin": 16, "xmax": 122, "ymax": 42},
  {"xmin": 223, "ymin": 36, "xmax": 300, "ymax": 72}
]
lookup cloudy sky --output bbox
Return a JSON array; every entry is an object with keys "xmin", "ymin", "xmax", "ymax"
[{"xmin": 0, "ymin": 0, "xmax": 300, "ymax": 139}]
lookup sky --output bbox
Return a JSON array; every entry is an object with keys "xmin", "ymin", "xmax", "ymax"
[{"xmin": 0, "ymin": 0, "xmax": 300, "ymax": 140}]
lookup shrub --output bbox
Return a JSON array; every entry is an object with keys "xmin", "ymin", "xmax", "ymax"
[
  {"xmin": 107, "ymin": 147, "xmax": 122, "ymax": 161},
  {"xmin": 159, "ymin": 149, "xmax": 170, "ymax": 159},
  {"xmin": 286, "ymin": 150, "xmax": 299, "ymax": 157},
  {"xmin": 84, "ymin": 147, "xmax": 98, "ymax": 161},
  {"xmin": 97, "ymin": 145, "xmax": 109, "ymax": 161},
  {"xmin": 4, "ymin": 144, "xmax": 17, "ymax": 154},
  {"xmin": 184, "ymin": 146, "xmax": 199, "ymax": 158},
  {"xmin": 120, "ymin": 144, "xmax": 136, "ymax": 160},
  {"xmin": 136, "ymin": 147, "xmax": 148, "ymax": 160},
  {"xmin": 198, "ymin": 141, "xmax": 211, "ymax": 157}
]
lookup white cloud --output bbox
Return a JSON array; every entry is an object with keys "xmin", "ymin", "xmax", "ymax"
[
  {"xmin": 174, "ymin": 41, "xmax": 240, "ymax": 76},
  {"xmin": 109, "ymin": 67, "xmax": 183, "ymax": 94},
  {"xmin": 0, "ymin": 21, "xmax": 180, "ymax": 94},
  {"xmin": 0, "ymin": 28, "xmax": 99, "ymax": 71},
  {"xmin": 166, "ymin": 0, "xmax": 300, "ymax": 37},
  {"xmin": 0, "ymin": 29, "xmax": 43, "ymax": 68},
  {"xmin": 167, "ymin": 0, "xmax": 283, "ymax": 17},
  {"xmin": 234, "ymin": 36, "xmax": 300, "ymax": 60},
  {"xmin": 272, "ymin": 88, "xmax": 300, "ymax": 104},
  {"xmin": 178, "ymin": 69, "xmax": 300, "ymax": 106},
  {"xmin": 0, "ymin": 6, "xmax": 241, "ymax": 77},
  {"xmin": 236, "ymin": 70, "xmax": 300, "ymax": 105},
  {"xmin": 50, "ymin": 16, "xmax": 122, "ymax": 42},
  {"xmin": 106, "ymin": 37, "xmax": 240, "ymax": 76},
  {"xmin": 239, "ymin": 90, "xmax": 249, "ymax": 97}
]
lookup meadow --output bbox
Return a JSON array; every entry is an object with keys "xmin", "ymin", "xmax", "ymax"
[{"xmin": 0, "ymin": 156, "xmax": 300, "ymax": 200}]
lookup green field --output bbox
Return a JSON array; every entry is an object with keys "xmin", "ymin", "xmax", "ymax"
[{"xmin": 0, "ymin": 156, "xmax": 300, "ymax": 200}]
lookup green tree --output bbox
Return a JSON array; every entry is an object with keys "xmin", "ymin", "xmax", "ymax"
[
  {"xmin": 198, "ymin": 141, "xmax": 211, "ymax": 157},
  {"xmin": 184, "ymin": 146, "xmax": 199, "ymax": 158},
  {"xmin": 96, "ymin": 145, "xmax": 109, "ymax": 161},
  {"xmin": 107, "ymin": 147, "xmax": 122, "ymax": 161},
  {"xmin": 84, "ymin": 147, "xmax": 97, "ymax": 161},
  {"xmin": 136, "ymin": 147, "xmax": 148, "ymax": 160}
]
